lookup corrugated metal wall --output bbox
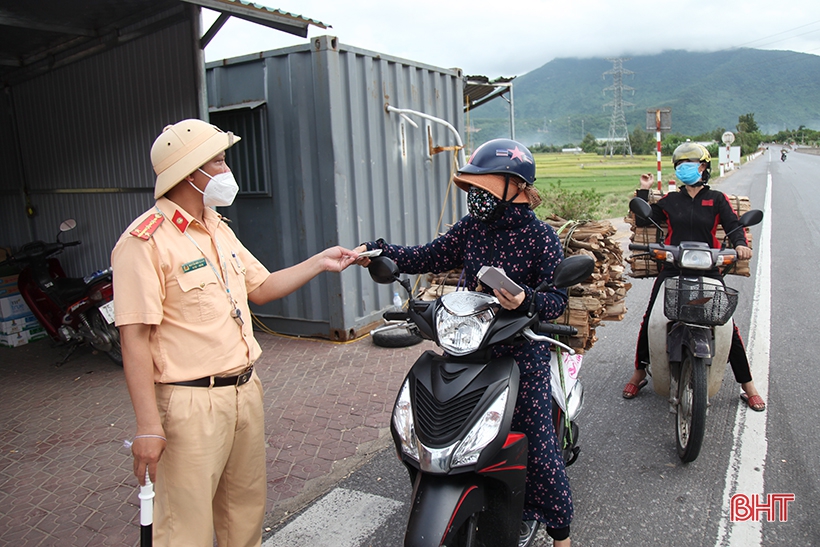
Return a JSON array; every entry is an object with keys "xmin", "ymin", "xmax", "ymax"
[
  {"xmin": 1, "ymin": 19, "xmax": 199, "ymax": 278},
  {"xmin": 207, "ymin": 36, "xmax": 466, "ymax": 339},
  {"xmin": 0, "ymin": 90, "xmax": 29, "ymax": 250}
]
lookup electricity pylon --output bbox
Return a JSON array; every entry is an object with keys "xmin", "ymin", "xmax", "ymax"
[{"xmin": 603, "ymin": 58, "xmax": 634, "ymax": 157}]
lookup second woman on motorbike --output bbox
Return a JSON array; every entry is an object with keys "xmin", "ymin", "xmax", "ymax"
[
  {"xmin": 622, "ymin": 142, "xmax": 765, "ymax": 412},
  {"xmin": 355, "ymin": 139, "xmax": 573, "ymax": 546}
]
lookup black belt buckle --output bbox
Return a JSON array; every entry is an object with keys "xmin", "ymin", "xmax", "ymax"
[{"xmin": 236, "ymin": 367, "xmax": 253, "ymax": 386}]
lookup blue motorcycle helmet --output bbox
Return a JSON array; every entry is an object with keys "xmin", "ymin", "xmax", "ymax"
[
  {"xmin": 458, "ymin": 138, "xmax": 536, "ymax": 185},
  {"xmin": 454, "ymin": 139, "xmax": 541, "ymax": 220},
  {"xmin": 453, "ymin": 139, "xmax": 541, "ymax": 222}
]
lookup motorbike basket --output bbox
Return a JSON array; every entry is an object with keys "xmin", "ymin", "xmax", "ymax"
[{"xmin": 663, "ymin": 277, "xmax": 739, "ymax": 326}]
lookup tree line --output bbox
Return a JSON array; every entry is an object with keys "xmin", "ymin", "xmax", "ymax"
[{"xmin": 530, "ymin": 113, "xmax": 820, "ymax": 157}]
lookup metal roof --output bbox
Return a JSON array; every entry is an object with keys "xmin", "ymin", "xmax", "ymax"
[
  {"xmin": 0, "ymin": 0, "xmax": 328, "ymax": 85},
  {"xmin": 463, "ymin": 75, "xmax": 515, "ymax": 112}
]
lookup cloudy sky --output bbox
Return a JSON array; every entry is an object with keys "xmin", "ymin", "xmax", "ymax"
[{"xmin": 203, "ymin": 1, "xmax": 820, "ymax": 78}]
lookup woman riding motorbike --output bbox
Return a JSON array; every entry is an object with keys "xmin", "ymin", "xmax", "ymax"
[
  {"xmin": 355, "ymin": 139, "xmax": 573, "ymax": 546},
  {"xmin": 622, "ymin": 142, "xmax": 765, "ymax": 412}
]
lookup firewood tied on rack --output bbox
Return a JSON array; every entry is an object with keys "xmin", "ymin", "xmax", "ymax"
[
  {"xmin": 418, "ymin": 216, "xmax": 632, "ymax": 354},
  {"xmin": 625, "ymin": 191, "xmax": 753, "ymax": 278},
  {"xmin": 545, "ymin": 216, "xmax": 631, "ymax": 353}
]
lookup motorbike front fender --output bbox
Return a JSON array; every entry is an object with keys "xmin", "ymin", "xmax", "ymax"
[
  {"xmin": 405, "ymin": 473, "xmax": 485, "ymax": 547},
  {"xmin": 668, "ymin": 323, "xmax": 712, "ymax": 363}
]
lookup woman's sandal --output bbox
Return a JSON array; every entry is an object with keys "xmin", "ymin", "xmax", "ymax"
[
  {"xmin": 740, "ymin": 392, "xmax": 766, "ymax": 412},
  {"xmin": 622, "ymin": 379, "xmax": 648, "ymax": 399}
]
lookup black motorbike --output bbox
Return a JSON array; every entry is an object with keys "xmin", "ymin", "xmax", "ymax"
[{"xmin": 368, "ymin": 254, "xmax": 594, "ymax": 547}]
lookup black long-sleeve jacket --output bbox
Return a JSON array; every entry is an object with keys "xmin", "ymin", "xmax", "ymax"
[{"xmin": 636, "ymin": 185, "xmax": 748, "ymax": 249}]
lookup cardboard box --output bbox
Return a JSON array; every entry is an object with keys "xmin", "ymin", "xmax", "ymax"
[
  {"xmin": 0, "ymin": 274, "xmax": 19, "ymax": 298},
  {"xmin": 0, "ymin": 325, "xmax": 47, "ymax": 348},
  {"xmin": 0, "ymin": 313, "xmax": 40, "ymax": 334},
  {"xmin": 0, "ymin": 294, "xmax": 32, "ymax": 320}
]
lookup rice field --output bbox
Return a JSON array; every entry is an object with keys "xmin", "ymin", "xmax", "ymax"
[{"xmin": 531, "ymin": 152, "xmax": 721, "ymax": 219}]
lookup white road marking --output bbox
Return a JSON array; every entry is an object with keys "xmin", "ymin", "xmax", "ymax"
[
  {"xmin": 714, "ymin": 168, "xmax": 772, "ymax": 547},
  {"xmin": 263, "ymin": 488, "xmax": 403, "ymax": 547}
]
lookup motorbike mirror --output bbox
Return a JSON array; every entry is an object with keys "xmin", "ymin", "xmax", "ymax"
[
  {"xmin": 60, "ymin": 219, "xmax": 77, "ymax": 232},
  {"xmin": 628, "ymin": 197, "xmax": 652, "ymax": 219},
  {"xmin": 528, "ymin": 255, "xmax": 595, "ymax": 317},
  {"xmin": 629, "ymin": 197, "xmax": 665, "ymax": 243},
  {"xmin": 552, "ymin": 255, "xmax": 595, "ymax": 289},
  {"xmin": 738, "ymin": 209, "xmax": 763, "ymax": 228},
  {"xmin": 368, "ymin": 256, "xmax": 400, "ymax": 285}
]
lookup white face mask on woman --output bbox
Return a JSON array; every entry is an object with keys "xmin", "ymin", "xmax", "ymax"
[{"xmin": 190, "ymin": 169, "xmax": 239, "ymax": 207}]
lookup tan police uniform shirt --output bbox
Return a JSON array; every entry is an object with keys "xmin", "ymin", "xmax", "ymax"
[{"xmin": 111, "ymin": 197, "xmax": 270, "ymax": 384}]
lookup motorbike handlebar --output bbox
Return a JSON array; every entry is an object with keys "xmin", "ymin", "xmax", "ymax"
[
  {"xmin": 383, "ymin": 311, "xmax": 409, "ymax": 321},
  {"xmin": 628, "ymin": 243, "xmax": 650, "ymax": 252},
  {"xmin": 5, "ymin": 239, "xmax": 83, "ymax": 264},
  {"xmin": 536, "ymin": 322, "xmax": 577, "ymax": 336}
]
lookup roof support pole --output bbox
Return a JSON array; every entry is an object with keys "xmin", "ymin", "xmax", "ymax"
[{"xmin": 187, "ymin": 4, "xmax": 209, "ymax": 121}]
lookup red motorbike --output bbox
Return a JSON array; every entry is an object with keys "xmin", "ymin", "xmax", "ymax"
[{"xmin": 1, "ymin": 220, "xmax": 121, "ymax": 365}]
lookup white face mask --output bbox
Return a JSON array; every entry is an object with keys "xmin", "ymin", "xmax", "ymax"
[{"xmin": 191, "ymin": 169, "xmax": 239, "ymax": 207}]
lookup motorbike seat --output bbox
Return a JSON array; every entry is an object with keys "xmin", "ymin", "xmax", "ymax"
[{"xmin": 53, "ymin": 277, "xmax": 91, "ymax": 304}]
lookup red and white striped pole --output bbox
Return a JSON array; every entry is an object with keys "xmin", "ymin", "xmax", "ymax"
[{"xmin": 656, "ymin": 110, "xmax": 662, "ymax": 192}]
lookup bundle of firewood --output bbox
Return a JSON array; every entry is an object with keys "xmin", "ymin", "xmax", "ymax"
[
  {"xmin": 419, "ymin": 216, "xmax": 631, "ymax": 354},
  {"xmin": 626, "ymin": 191, "xmax": 753, "ymax": 278},
  {"xmin": 544, "ymin": 215, "xmax": 631, "ymax": 353}
]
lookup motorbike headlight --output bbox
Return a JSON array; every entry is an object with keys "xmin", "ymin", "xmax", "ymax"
[
  {"xmin": 392, "ymin": 380, "xmax": 419, "ymax": 461},
  {"xmin": 451, "ymin": 388, "xmax": 508, "ymax": 467},
  {"xmin": 680, "ymin": 249, "xmax": 714, "ymax": 269},
  {"xmin": 436, "ymin": 293, "xmax": 498, "ymax": 356},
  {"xmin": 436, "ymin": 309, "xmax": 495, "ymax": 356}
]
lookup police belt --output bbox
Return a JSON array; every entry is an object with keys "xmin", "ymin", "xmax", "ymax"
[{"xmin": 169, "ymin": 367, "xmax": 253, "ymax": 388}]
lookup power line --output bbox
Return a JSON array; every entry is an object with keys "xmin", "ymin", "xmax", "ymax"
[{"xmin": 728, "ymin": 19, "xmax": 820, "ymax": 50}]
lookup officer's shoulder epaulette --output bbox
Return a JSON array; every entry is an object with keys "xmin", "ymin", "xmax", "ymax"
[{"xmin": 129, "ymin": 212, "xmax": 165, "ymax": 240}]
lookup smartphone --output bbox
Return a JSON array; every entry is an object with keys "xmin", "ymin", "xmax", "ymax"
[
  {"xmin": 358, "ymin": 249, "xmax": 382, "ymax": 258},
  {"xmin": 477, "ymin": 265, "xmax": 524, "ymax": 296}
]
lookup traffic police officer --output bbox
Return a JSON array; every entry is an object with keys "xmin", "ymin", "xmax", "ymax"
[{"xmin": 112, "ymin": 119, "xmax": 358, "ymax": 546}]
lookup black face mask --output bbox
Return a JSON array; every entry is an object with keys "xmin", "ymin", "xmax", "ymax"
[
  {"xmin": 466, "ymin": 178, "xmax": 522, "ymax": 223},
  {"xmin": 467, "ymin": 187, "xmax": 500, "ymax": 222}
]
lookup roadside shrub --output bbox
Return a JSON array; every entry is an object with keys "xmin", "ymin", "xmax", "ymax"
[{"xmin": 536, "ymin": 181, "xmax": 603, "ymax": 221}]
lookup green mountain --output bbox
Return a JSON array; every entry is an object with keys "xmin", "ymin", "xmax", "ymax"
[{"xmin": 470, "ymin": 49, "xmax": 820, "ymax": 147}]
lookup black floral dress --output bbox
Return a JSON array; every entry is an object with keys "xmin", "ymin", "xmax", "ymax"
[{"xmin": 365, "ymin": 203, "xmax": 573, "ymax": 529}]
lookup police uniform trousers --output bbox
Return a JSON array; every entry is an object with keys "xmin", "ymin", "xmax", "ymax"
[{"xmin": 153, "ymin": 371, "xmax": 266, "ymax": 547}]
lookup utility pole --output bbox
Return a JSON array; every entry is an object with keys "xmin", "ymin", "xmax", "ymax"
[{"xmin": 603, "ymin": 58, "xmax": 634, "ymax": 157}]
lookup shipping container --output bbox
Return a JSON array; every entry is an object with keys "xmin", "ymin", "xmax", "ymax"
[{"xmin": 206, "ymin": 36, "xmax": 466, "ymax": 339}]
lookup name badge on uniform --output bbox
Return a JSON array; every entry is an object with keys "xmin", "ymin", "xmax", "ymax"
[{"xmin": 182, "ymin": 258, "xmax": 207, "ymax": 273}]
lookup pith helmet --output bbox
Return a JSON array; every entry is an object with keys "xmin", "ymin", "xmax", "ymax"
[{"xmin": 150, "ymin": 119, "xmax": 240, "ymax": 199}]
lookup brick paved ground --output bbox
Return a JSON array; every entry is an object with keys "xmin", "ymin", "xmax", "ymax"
[{"xmin": 0, "ymin": 332, "xmax": 431, "ymax": 546}]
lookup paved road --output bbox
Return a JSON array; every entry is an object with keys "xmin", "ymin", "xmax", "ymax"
[{"xmin": 263, "ymin": 148, "xmax": 820, "ymax": 547}]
